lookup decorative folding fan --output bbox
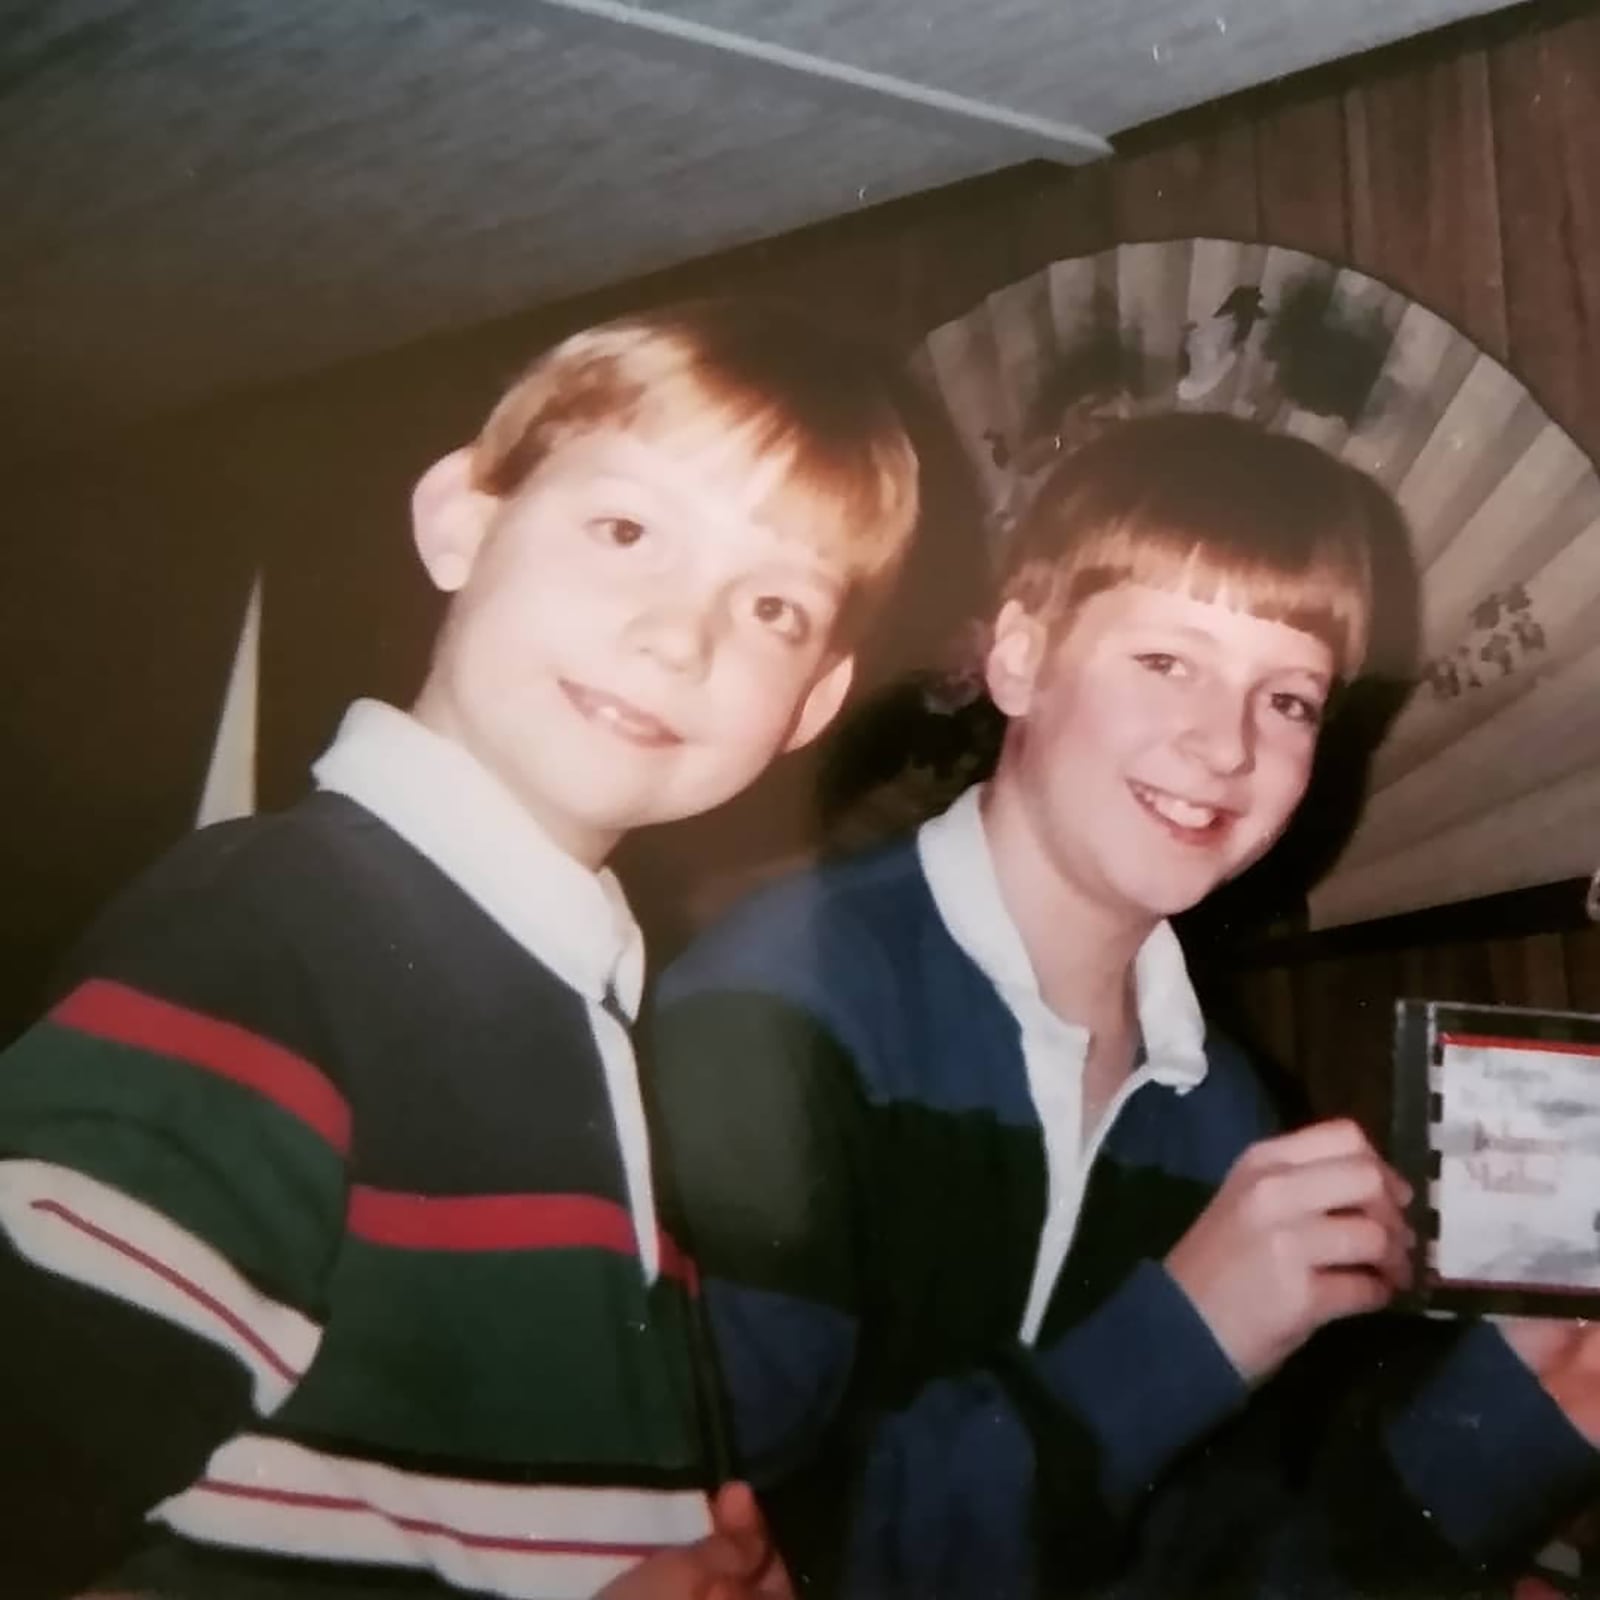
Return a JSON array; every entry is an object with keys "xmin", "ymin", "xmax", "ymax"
[{"xmin": 910, "ymin": 237, "xmax": 1600, "ymax": 930}]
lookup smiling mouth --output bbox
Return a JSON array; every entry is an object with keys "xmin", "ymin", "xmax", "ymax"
[
  {"xmin": 1129, "ymin": 780, "xmax": 1233, "ymax": 841},
  {"xmin": 561, "ymin": 682, "xmax": 682, "ymax": 748}
]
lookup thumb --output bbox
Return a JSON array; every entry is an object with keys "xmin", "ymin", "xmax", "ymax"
[
  {"xmin": 1494, "ymin": 1316, "xmax": 1581, "ymax": 1377},
  {"xmin": 710, "ymin": 1481, "xmax": 770, "ymax": 1574},
  {"xmin": 712, "ymin": 1482, "xmax": 762, "ymax": 1534}
]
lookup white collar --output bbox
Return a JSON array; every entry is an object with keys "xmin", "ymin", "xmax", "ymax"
[
  {"xmin": 312, "ymin": 700, "xmax": 644, "ymax": 1018},
  {"xmin": 915, "ymin": 785, "xmax": 1208, "ymax": 1090}
]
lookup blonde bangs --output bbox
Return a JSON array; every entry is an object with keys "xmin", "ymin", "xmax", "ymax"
[
  {"xmin": 1001, "ymin": 414, "xmax": 1394, "ymax": 680},
  {"xmin": 622, "ymin": 375, "xmax": 918, "ymax": 610},
  {"xmin": 468, "ymin": 303, "xmax": 920, "ymax": 640},
  {"xmin": 1044, "ymin": 515, "xmax": 1371, "ymax": 677}
]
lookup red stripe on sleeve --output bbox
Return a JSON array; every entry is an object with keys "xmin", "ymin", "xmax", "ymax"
[
  {"xmin": 31, "ymin": 1197, "xmax": 301, "ymax": 1384},
  {"xmin": 194, "ymin": 1477, "xmax": 674, "ymax": 1558},
  {"xmin": 52, "ymin": 979, "xmax": 352, "ymax": 1153},
  {"xmin": 347, "ymin": 1189, "xmax": 696, "ymax": 1284}
]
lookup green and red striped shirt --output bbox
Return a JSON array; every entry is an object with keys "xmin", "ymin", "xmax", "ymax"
[{"xmin": 0, "ymin": 705, "xmax": 717, "ymax": 1598}]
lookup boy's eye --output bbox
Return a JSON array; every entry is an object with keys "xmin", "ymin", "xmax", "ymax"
[
  {"xmin": 751, "ymin": 594, "xmax": 810, "ymax": 644},
  {"xmin": 1134, "ymin": 652, "xmax": 1185, "ymax": 677},
  {"xmin": 592, "ymin": 516, "xmax": 646, "ymax": 548},
  {"xmin": 1269, "ymin": 690, "xmax": 1324, "ymax": 727}
]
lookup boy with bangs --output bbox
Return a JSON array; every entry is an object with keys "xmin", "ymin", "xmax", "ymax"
[
  {"xmin": 650, "ymin": 412, "xmax": 1600, "ymax": 1598},
  {"xmin": 0, "ymin": 299, "xmax": 918, "ymax": 1599}
]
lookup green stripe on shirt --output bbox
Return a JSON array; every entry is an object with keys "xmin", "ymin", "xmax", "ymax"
[{"xmin": 0, "ymin": 1017, "xmax": 346, "ymax": 1308}]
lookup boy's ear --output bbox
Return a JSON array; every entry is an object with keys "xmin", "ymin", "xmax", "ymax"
[
  {"xmin": 412, "ymin": 448, "xmax": 497, "ymax": 594},
  {"xmin": 985, "ymin": 600, "xmax": 1048, "ymax": 717},
  {"xmin": 783, "ymin": 653, "xmax": 856, "ymax": 753}
]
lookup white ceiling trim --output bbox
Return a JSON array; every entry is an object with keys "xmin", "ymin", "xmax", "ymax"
[{"xmin": 524, "ymin": 0, "xmax": 1112, "ymax": 161}]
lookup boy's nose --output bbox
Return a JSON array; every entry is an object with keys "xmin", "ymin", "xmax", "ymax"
[
  {"xmin": 627, "ymin": 595, "xmax": 716, "ymax": 677},
  {"xmin": 1181, "ymin": 689, "xmax": 1254, "ymax": 775}
]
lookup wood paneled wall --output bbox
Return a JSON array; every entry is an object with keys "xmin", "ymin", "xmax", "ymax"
[
  {"xmin": 5, "ymin": 0, "xmax": 1598, "ymax": 1103},
  {"xmin": 607, "ymin": 0, "xmax": 1600, "ymax": 1129}
]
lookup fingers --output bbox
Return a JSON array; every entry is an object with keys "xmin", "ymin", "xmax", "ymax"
[
  {"xmin": 1299, "ymin": 1214, "xmax": 1412, "ymax": 1291},
  {"xmin": 706, "ymin": 1482, "xmax": 773, "ymax": 1585},
  {"xmin": 1233, "ymin": 1159, "xmax": 1414, "ymax": 1273},
  {"xmin": 1169, "ymin": 1120, "xmax": 1418, "ymax": 1384},
  {"xmin": 710, "ymin": 1481, "xmax": 762, "ymax": 1540},
  {"xmin": 1245, "ymin": 1121, "xmax": 1412, "ymax": 1209},
  {"xmin": 1307, "ymin": 1264, "xmax": 1399, "ymax": 1325},
  {"xmin": 754, "ymin": 1553, "xmax": 798, "ymax": 1600},
  {"xmin": 1494, "ymin": 1316, "xmax": 1575, "ymax": 1369},
  {"xmin": 1495, "ymin": 1318, "xmax": 1600, "ymax": 1446},
  {"xmin": 689, "ymin": 1534, "xmax": 765, "ymax": 1588},
  {"xmin": 1254, "ymin": 1153, "xmax": 1414, "ymax": 1293},
  {"xmin": 1250, "ymin": 1154, "xmax": 1406, "ymax": 1224},
  {"xmin": 593, "ymin": 1489, "xmax": 777, "ymax": 1600},
  {"xmin": 1251, "ymin": 1118, "xmax": 1372, "ymax": 1167}
]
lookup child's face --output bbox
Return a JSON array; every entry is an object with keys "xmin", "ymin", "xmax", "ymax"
[
  {"xmin": 986, "ymin": 581, "xmax": 1334, "ymax": 928},
  {"xmin": 411, "ymin": 426, "xmax": 855, "ymax": 867}
]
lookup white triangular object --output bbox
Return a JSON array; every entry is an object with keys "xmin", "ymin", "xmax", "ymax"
[{"xmin": 195, "ymin": 574, "xmax": 261, "ymax": 827}]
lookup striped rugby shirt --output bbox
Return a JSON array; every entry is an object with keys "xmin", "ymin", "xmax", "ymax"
[
  {"xmin": 649, "ymin": 788, "xmax": 1600, "ymax": 1598},
  {"xmin": 0, "ymin": 702, "xmax": 716, "ymax": 1598}
]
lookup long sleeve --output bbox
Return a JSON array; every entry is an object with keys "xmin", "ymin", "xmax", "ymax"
[
  {"xmin": 0, "ymin": 839, "xmax": 350, "ymax": 1596},
  {"xmin": 648, "ymin": 983, "xmax": 1246, "ymax": 1597},
  {"xmin": 648, "ymin": 850, "xmax": 1600, "ymax": 1599},
  {"xmin": 1229, "ymin": 1312, "xmax": 1600, "ymax": 1599}
]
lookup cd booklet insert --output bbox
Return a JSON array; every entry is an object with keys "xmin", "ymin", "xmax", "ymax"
[{"xmin": 1391, "ymin": 1000, "xmax": 1600, "ymax": 1319}]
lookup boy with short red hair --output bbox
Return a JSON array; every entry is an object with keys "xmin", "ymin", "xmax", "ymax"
[
  {"xmin": 0, "ymin": 299, "xmax": 919, "ymax": 1599},
  {"xmin": 651, "ymin": 412, "xmax": 1600, "ymax": 1597}
]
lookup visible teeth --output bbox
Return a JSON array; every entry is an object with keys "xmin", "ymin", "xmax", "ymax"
[
  {"xmin": 594, "ymin": 698, "xmax": 659, "ymax": 737},
  {"xmin": 1140, "ymin": 788, "xmax": 1218, "ymax": 829}
]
